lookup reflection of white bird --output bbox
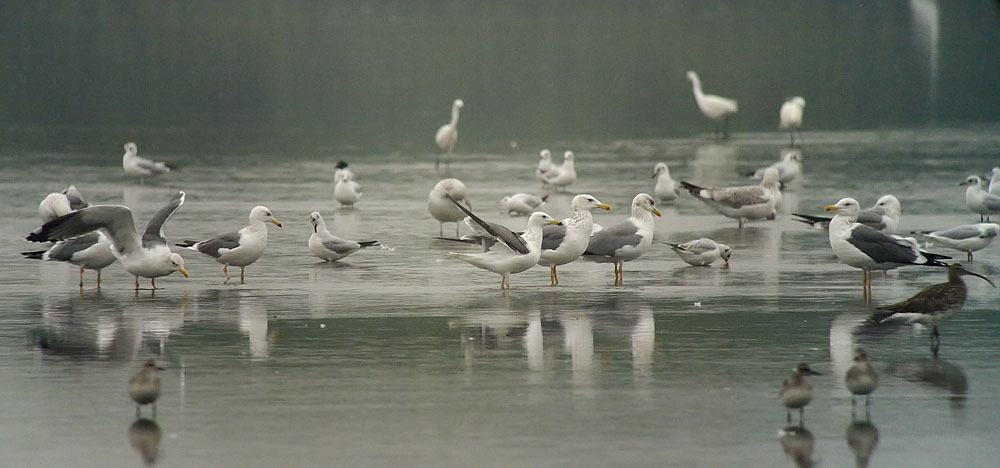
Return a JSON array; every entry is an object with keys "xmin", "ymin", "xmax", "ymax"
[
  {"xmin": 681, "ymin": 168, "xmax": 780, "ymax": 228},
  {"xmin": 39, "ymin": 185, "xmax": 89, "ymax": 222},
  {"xmin": 752, "ymin": 149, "xmax": 802, "ymax": 186},
  {"xmin": 961, "ymin": 175, "xmax": 1000, "ymax": 222},
  {"xmin": 779, "ymin": 96, "xmax": 806, "ymax": 146},
  {"xmin": 434, "ymin": 99, "xmax": 464, "ymax": 168},
  {"xmin": 686, "ymin": 71, "xmax": 738, "ymax": 140},
  {"xmin": 428, "ymin": 178, "xmax": 471, "ymax": 236},
  {"xmin": 22, "ymin": 232, "xmax": 117, "ymax": 288},
  {"xmin": 652, "ymin": 162, "xmax": 680, "ymax": 203},
  {"xmin": 122, "ymin": 142, "xmax": 172, "ymax": 183},
  {"xmin": 333, "ymin": 171, "xmax": 362, "ymax": 208},
  {"xmin": 536, "ymin": 149, "xmax": 555, "ymax": 185},
  {"xmin": 793, "ymin": 195, "xmax": 901, "ymax": 234},
  {"xmin": 538, "ymin": 194, "xmax": 611, "ymax": 285},
  {"xmin": 499, "ymin": 193, "xmax": 548, "ymax": 216},
  {"xmin": 666, "ymin": 238, "xmax": 732, "ymax": 267},
  {"xmin": 913, "ymin": 223, "xmax": 1000, "ymax": 261},
  {"xmin": 583, "ymin": 193, "xmax": 661, "ymax": 285},
  {"xmin": 27, "ymin": 191, "xmax": 189, "ymax": 290},
  {"xmin": 541, "ymin": 151, "xmax": 577, "ymax": 191},
  {"xmin": 177, "ymin": 206, "xmax": 282, "ymax": 284},
  {"xmin": 308, "ymin": 212, "xmax": 378, "ymax": 261}
]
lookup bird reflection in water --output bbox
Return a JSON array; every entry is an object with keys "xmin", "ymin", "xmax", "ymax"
[
  {"xmin": 886, "ymin": 358, "xmax": 968, "ymax": 425},
  {"xmin": 778, "ymin": 425, "xmax": 816, "ymax": 468},
  {"xmin": 128, "ymin": 418, "xmax": 161, "ymax": 466},
  {"xmin": 845, "ymin": 418, "xmax": 879, "ymax": 468}
]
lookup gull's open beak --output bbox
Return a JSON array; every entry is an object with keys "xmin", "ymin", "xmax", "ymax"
[
  {"xmin": 549, "ymin": 220, "xmax": 563, "ymax": 226},
  {"xmin": 824, "ymin": 205, "xmax": 838, "ymax": 212},
  {"xmin": 652, "ymin": 208, "xmax": 662, "ymax": 217},
  {"xmin": 179, "ymin": 269, "xmax": 190, "ymax": 278},
  {"xmin": 597, "ymin": 204, "xmax": 612, "ymax": 211},
  {"xmin": 271, "ymin": 219, "xmax": 282, "ymax": 227}
]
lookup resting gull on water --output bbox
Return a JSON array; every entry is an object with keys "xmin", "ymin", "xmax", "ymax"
[
  {"xmin": 681, "ymin": 167, "xmax": 780, "ymax": 228},
  {"xmin": 912, "ymin": 223, "xmax": 1000, "ymax": 261},
  {"xmin": 582, "ymin": 193, "xmax": 661, "ymax": 285},
  {"xmin": 334, "ymin": 170, "xmax": 362, "ymax": 208},
  {"xmin": 27, "ymin": 191, "xmax": 189, "ymax": 290},
  {"xmin": 793, "ymin": 195, "xmax": 901, "ymax": 234},
  {"xmin": 499, "ymin": 193, "xmax": 548, "ymax": 216},
  {"xmin": 176, "ymin": 206, "xmax": 282, "ymax": 284},
  {"xmin": 308, "ymin": 212, "xmax": 378, "ymax": 261},
  {"xmin": 538, "ymin": 194, "xmax": 611, "ymax": 286},
  {"xmin": 122, "ymin": 142, "xmax": 173, "ymax": 183}
]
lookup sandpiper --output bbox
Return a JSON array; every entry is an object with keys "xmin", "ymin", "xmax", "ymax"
[
  {"xmin": 779, "ymin": 362, "xmax": 821, "ymax": 425},
  {"xmin": 845, "ymin": 349, "xmax": 878, "ymax": 415},
  {"xmin": 129, "ymin": 359, "xmax": 164, "ymax": 418}
]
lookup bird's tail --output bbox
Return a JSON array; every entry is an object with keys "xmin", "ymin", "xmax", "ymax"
[
  {"xmin": 921, "ymin": 253, "xmax": 950, "ymax": 267},
  {"xmin": 359, "ymin": 240, "xmax": 379, "ymax": 248},
  {"xmin": 21, "ymin": 250, "xmax": 45, "ymax": 260},
  {"xmin": 679, "ymin": 181, "xmax": 705, "ymax": 196},
  {"xmin": 791, "ymin": 213, "xmax": 831, "ymax": 225},
  {"xmin": 175, "ymin": 240, "xmax": 198, "ymax": 249}
]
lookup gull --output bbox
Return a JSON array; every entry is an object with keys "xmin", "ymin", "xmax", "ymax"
[
  {"xmin": 793, "ymin": 195, "xmax": 901, "ymax": 234},
  {"xmin": 961, "ymin": 175, "xmax": 1000, "ymax": 222},
  {"xmin": 989, "ymin": 167, "xmax": 1000, "ymax": 196},
  {"xmin": 912, "ymin": 223, "xmax": 1000, "ymax": 261},
  {"xmin": 845, "ymin": 348, "xmax": 878, "ymax": 416},
  {"xmin": 22, "ymin": 232, "xmax": 117, "ymax": 288},
  {"xmin": 499, "ymin": 193, "xmax": 548, "ymax": 216},
  {"xmin": 541, "ymin": 151, "xmax": 577, "ymax": 191},
  {"xmin": 582, "ymin": 193, "xmax": 661, "ymax": 285},
  {"xmin": 308, "ymin": 212, "xmax": 378, "ymax": 261},
  {"xmin": 26, "ymin": 191, "xmax": 189, "ymax": 290},
  {"xmin": 536, "ymin": 149, "xmax": 555, "ymax": 186},
  {"xmin": 434, "ymin": 98, "xmax": 464, "ymax": 169},
  {"xmin": 39, "ymin": 185, "xmax": 89, "ymax": 222},
  {"xmin": 538, "ymin": 194, "xmax": 611, "ymax": 285},
  {"xmin": 681, "ymin": 167, "xmax": 780, "ymax": 228},
  {"xmin": 652, "ymin": 162, "xmax": 680, "ymax": 203},
  {"xmin": 665, "ymin": 238, "xmax": 732, "ymax": 267},
  {"xmin": 122, "ymin": 142, "xmax": 172, "ymax": 183},
  {"xmin": 445, "ymin": 199, "xmax": 561, "ymax": 289},
  {"xmin": 686, "ymin": 71, "xmax": 738, "ymax": 140},
  {"xmin": 780, "ymin": 362, "xmax": 821, "ymax": 425},
  {"xmin": 129, "ymin": 359, "xmax": 164, "ymax": 418},
  {"xmin": 428, "ymin": 178, "xmax": 471, "ymax": 236},
  {"xmin": 749, "ymin": 148, "xmax": 803, "ymax": 186},
  {"xmin": 871, "ymin": 264, "xmax": 995, "ymax": 356},
  {"xmin": 333, "ymin": 170, "xmax": 362, "ymax": 208},
  {"xmin": 334, "ymin": 160, "xmax": 355, "ymax": 182},
  {"xmin": 176, "ymin": 206, "xmax": 282, "ymax": 284},
  {"xmin": 779, "ymin": 96, "xmax": 806, "ymax": 146},
  {"xmin": 826, "ymin": 198, "xmax": 949, "ymax": 292}
]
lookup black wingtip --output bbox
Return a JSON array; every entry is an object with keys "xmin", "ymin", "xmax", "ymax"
[
  {"xmin": 175, "ymin": 240, "xmax": 196, "ymax": 248},
  {"xmin": 679, "ymin": 181, "xmax": 702, "ymax": 194},
  {"xmin": 359, "ymin": 240, "xmax": 379, "ymax": 247},
  {"xmin": 21, "ymin": 250, "xmax": 45, "ymax": 259}
]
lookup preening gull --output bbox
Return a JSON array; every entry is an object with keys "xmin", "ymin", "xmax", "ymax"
[
  {"xmin": 912, "ymin": 223, "xmax": 1000, "ymax": 261},
  {"xmin": 538, "ymin": 194, "xmax": 611, "ymax": 285},
  {"xmin": 428, "ymin": 178, "xmax": 471, "ymax": 237},
  {"xmin": 334, "ymin": 170, "xmax": 362, "ymax": 208},
  {"xmin": 793, "ymin": 195, "xmax": 901, "ymax": 234},
  {"xmin": 39, "ymin": 185, "xmax": 89, "ymax": 222},
  {"xmin": 686, "ymin": 71, "xmax": 738, "ymax": 140},
  {"xmin": 176, "ymin": 206, "xmax": 282, "ymax": 284},
  {"xmin": 541, "ymin": 151, "xmax": 576, "ymax": 191},
  {"xmin": 779, "ymin": 97, "xmax": 806, "ymax": 146},
  {"xmin": 22, "ymin": 231, "xmax": 117, "ymax": 288},
  {"xmin": 122, "ymin": 142, "xmax": 172, "ymax": 183},
  {"xmin": 665, "ymin": 238, "xmax": 732, "ymax": 267},
  {"xmin": 434, "ymin": 99, "xmax": 463, "ymax": 168},
  {"xmin": 652, "ymin": 162, "xmax": 680, "ymax": 203},
  {"xmin": 27, "ymin": 191, "xmax": 189, "ymax": 290},
  {"xmin": 499, "ymin": 193, "xmax": 548, "ymax": 216},
  {"xmin": 826, "ymin": 198, "xmax": 949, "ymax": 291},
  {"xmin": 308, "ymin": 212, "xmax": 378, "ymax": 261},
  {"xmin": 681, "ymin": 167, "xmax": 780, "ymax": 228},
  {"xmin": 582, "ymin": 193, "xmax": 661, "ymax": 285},
  {"xmin": 961, "ymin": 175, "xmax": 1000, "ymax": 222}
]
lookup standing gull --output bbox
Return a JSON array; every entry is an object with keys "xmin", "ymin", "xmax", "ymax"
[
  {"xmin": 961, "ymin": 175, "xmax": 1000, "ymax": 222},
  {"xmin": 779, "ymin": 96, "xmax": 806, "ymax": 146},
  {"xmin": 538, "ymin": 194, "xmax": 611, "ymax": 286},
  {"xmin": 39, "ymin": 185, "xmax": 89, "ymax": 222},
  {"xmin": 845, "ymin": 348, "xmax": 878, "ymax": 415},
  {"xmin": 541, "ymin": 151, "xmax": 577, "ymax": 191},
  {"xmin": 536, "ymin": 149, "xmax": 554, "ymax": 186},
  {"xmin": 780, "ymin": 362, "xmax": 821, "ymax": 425},
  {"xmin": 22, "ymin": 232, "xmax": 117, "ymax": 288},
  {"xmin": 176, "ymin": 206, "xmax": 282, "ymax": 284},
  {"xmin": 665, "ymin": 238, "xmax": 732, "ymax": 267},
  {"xmin": 681, "ymin": 167, "xmax": 780, "ymax": 228},
  {"xmin": 26, "ymin": 191, "xmax": 189, "ymax": 290},
  {"xmin": 434, "ymin": 98, "xmax": 464, "ymax": 169},
  {"xmin": 686, "ymin": 71, "xmax": 738, "ymax": 140},
  {"xmin": 308, "ymin": 212, "xmax": 378, "ymax": 261},
  {"xmin": 428, "ymin": 178, "xmax": 471, "ymax": 237},
  {"xmin": 912, "ymin": 223, "xmax": 999, "ymax": 261},
  {"xmin": 582, "ymin": 193, "xmax": 661, "ymax": 285},
  {"xmin": 499, "ymin": 193, "xmax": 548, "ymax": 216},
  {"xmin": 826, "ymin": 198, "xmax": 949, "ymax": 292},
  {"xmin": 988, "ymin": 167, "xmax": 1000, "ymax": 196},
  {"xmin": 333, "ymin": 170, "xmax": 362, "ymax": 208},
  {"xmin": 122, "ymin": 142, "xmax": 172, "ymax": 183},
  {"xmin": 871, "ymin": 264, "xmax": 995, "ymax": 356},
  {"xmin": 793, "ymin": 195, "xmax": 901, "ymax": 234},
  {"xmin": 129, "ymin": 359, "xmax": 164, "ymax": 418},
  {"xmin": 749, "ymin": 149, "xmax": 802, "ymax": 186},
  {"xmin": 334, "ymin": 160, "xmax": 355, "ymax": 182},
  {"xmin": 652, "ymin": 162, "xmax": 680, "ymax": 203}
]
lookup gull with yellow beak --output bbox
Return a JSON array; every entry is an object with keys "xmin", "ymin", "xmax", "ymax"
[
  {"xmin": 538, "ymin": 194, "xmax": 612, "ymax": 286},
  {"xmin": 583, "ymin": 193, "xmax": 661, "ymax": 285},
  {"xmin": 177, "ymin": 206, "xmax": 281, "ymax": 284},
  {"xmin": 27, "ymin": 192, "xmax": 190, "ymax": 290}
]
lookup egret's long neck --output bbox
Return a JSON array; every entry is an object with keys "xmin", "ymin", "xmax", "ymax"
[
  {"xmin": 689, "ymin": 75, "xmax": 704, "ymax": 99},
  {"xmin": 450, "ymin": 106, "xmax": 461, "ymax": 126}
]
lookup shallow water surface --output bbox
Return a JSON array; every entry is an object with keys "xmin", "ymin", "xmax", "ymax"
[{"xmin": 2, "ymin": 128, "xmax": 1000, "ymax": 467}]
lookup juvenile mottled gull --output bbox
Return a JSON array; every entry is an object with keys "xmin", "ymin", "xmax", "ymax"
[
  {"xmin": 793, "ymin": 195, "xmax": 901, "ymax": 234},
  {"xmin": 912, "ymin": 223, "xmax": 999, "ymax": 261},
  {"xmin": 665, "ymin": 238, "xmax": 732, "ymax": 267},
  {"xmin": 129, "ymin": 359, "xmax": 164, "ymax": 418},
  {"xmin": 681, "ymin": 167, "xmax": 780, "ymax": 228},
  {"xmin": 26, "ymin": 191, "xmax": 189, "ymax": 290},
  {"xmin": 538, "ymin": 194, "xmax": 611, "ymax": 285},
  {"xmin": 177, "ymin": 206, "xmax": 282, "ymax": 284},
  {"xmin": 308, "ymin": 212, "xmax": 378, "ymax": 261},
  {"xmin": 22, "ymin": 232, "xmax": 117, "ymax": 288},
  {"xmin": 122, "ymin": 142, "xmax": 172, "ymax": 183},
  {"xmin": 652, "ymin": 162, "xmax": 680, "ymax": 203},
  {"xmin": 582, "ymin": 193, "xmax": 661, "ymax": 285}
]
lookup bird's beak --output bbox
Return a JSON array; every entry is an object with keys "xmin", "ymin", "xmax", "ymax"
[
  {"xmin": 724, "ymin": 259, "xmax": 730, "ymax": 267},
  {"xmin": 966, "ymin": 269, "xmax": 997, "ymax": 288},
  {"xmin": 809, "ymin": 370, "xmax": 822, "ymax": 376},
  {"xmin": 824, "ymin": 205, "xmax": 838, "ymax": 212},
  {"xmin": 959, "ymin": 181, "xmax": 970, "ymax": 186},
  {"xmin": 271, "ymin": 219, "xmax": 282, "ymax": 227},
  {"xmin": 597, "ymin": 204, "xmax": 612, "ymax": 211},
  {"xmin": 549, "ymin": 220, "xmax": 563, "ymax": 226},
  {"xmin": 651, "ymin": 173, "xmax": 658, "ymax": 179},
  {"xmin": 179, "ymin": 269, "xmax": 190, "ymax": 278},
  {"xmin": 652, "ymin": 208, "xmax": 662, "ymax": 217}
]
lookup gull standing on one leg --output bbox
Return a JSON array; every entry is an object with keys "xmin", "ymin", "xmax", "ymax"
[
  {"xmin": 686, "ymin": 71, "xmax": 738, "ymax": 140},
  {"xmin": 538, "ymin": 194, "xmax": 611, "ymax": 286},
  {"xmin": 582, "ymin": 193, "xmax": 661, "ymax": 285},
  {"xmin": 176, "ymin": 206, "xmax": 282, "ymax": 284}
]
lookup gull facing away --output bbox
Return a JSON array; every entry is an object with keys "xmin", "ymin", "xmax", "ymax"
[
  {"xmin": 536, "ymin": 149, "xmax": 555, "ymax": 186},
  {"xmin": 749, "ymin": 148, "xmax": 802, "ymax": 186},
  {"xmin": 444, "ymin": 198, "xmax": 562, "ymax": 289},
  {"xmin": 122, "ymin": 142, "xmax": 173, "ymax": 183},
  {"xmin": 538, "ymin": 194, "xmax": 612, "ymax": 286},
  {"xmin": 434, "ymin": 98, "xmax": 464, "ymax": 169},
  {"xmin": 652, "ymin": 162, "xmax": 680, "ymax": 203},
  {"xmin": 26, "ymin": 191, "xmax": 189, "ymax": 290},
  {"xmin": 308, "ymin": 212, "xmax": 378, "ymax": 262},
  {"xmin": 499, "ymin": 193, "xmax": 548, "ymax": 216},
  {"xmin": 686, "ymin": 71, "xmax": 738, "ymax": 140},
  {"xmin": 541, "ymin": 151, "xmax": 577, "ymax": 191},
  {"xmin": 961, "ymin": 175, "xmax": 1000, "ymax": 222},
  {"xmin": 681, "ymin": 167, "xmax": 780, "ymax": 229},
  {"xmin": 845, "ymin": 348, "xmax": 878, "ymax": 416},
  {"xmin": 912, "ymin": 223, "xmax": 1000, "ymax": 261},
  {"xmin": 779, "ymin": 96, "xmax": 806, "ymax": 146},
  {"xmin": 39, "ymin": 185, "xmax": 89, "ymax": 222},
  {"xmin": 176, "ymin": 206, "xmax": 282, "ymax": 284},
  {"xmin": 129, "ymin": 359, "xmax": 164, "ymax": 418},
  {"xmin": 582, "ymin": 193, "xmax": 661, "ymax": 285},
  {"xmin": 428, "ymin": 178, "xmax": 471, "ymax": 237},
  {"xmin": 871, "ymin": 264, "xmax": 995, "ymax": 357},
  {"xmin": 826, "ymin": 198, "xmax": 949, "ymax": 292},
  {"xmin": 780, "ymin": 362, "xmax": 821, "ymax": 425},
  {"xmin": 22, "ymin": 232, "xmax": 117, "ymax": 288},
  {"xmin": 665, "ymin": 238, "xmax": 732, "ymax": 267},
  {"xmin": 333, "ymin": 170, "xmax": 362, "ymax": 208},
  {"xmin": 793, "ymin": 195, "xmax": 901, "ymax": 234},
  {"xmin": 334, "ymin": 160, "xmax": 355, "ymax": 182}
]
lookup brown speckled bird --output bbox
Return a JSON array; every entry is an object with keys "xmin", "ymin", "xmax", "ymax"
[{"xmin": 129, "ymin": 359, "xmax": 164, "ymax": 418}]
